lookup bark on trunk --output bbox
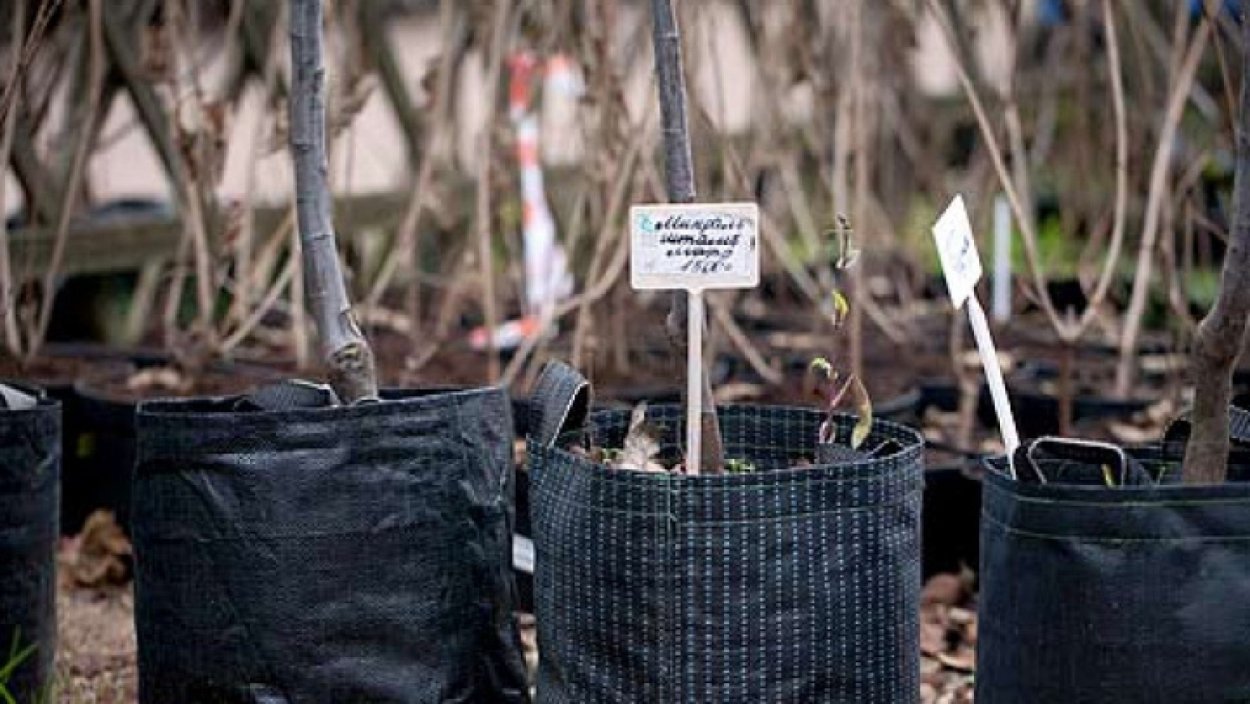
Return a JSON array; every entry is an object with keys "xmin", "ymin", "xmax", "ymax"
[
  {"xmin": 289, "ymin": 0, "xmax": 377, "ymax": 403},
  {"xmin": 1182, "ymin": 11, "xmax": 1250, "ymax": 484}
]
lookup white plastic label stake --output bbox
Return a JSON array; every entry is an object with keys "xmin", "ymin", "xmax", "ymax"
[
  {"xmin": 631, "ymin": 202, "xmax": 760, "ymax": 474},
  {"xmin": 932, "ymin": 196, "xmax": 1020, "ymax": 475}
]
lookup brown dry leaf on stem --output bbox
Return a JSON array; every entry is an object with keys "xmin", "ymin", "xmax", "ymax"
[
  {"xmin": 850, "ymin": 375, "xmax": 872, "ymax": 450},
  {"xmin": 615, "ymin": 402, "xmax": 665, "ymax": 472}
]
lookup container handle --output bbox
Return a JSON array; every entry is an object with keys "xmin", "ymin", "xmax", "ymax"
[
  {"xmin": 1163, "ymin": 405, "xmax": 1250, "ymax": 452},
  {"xmin": 0, "ymin": 383, "xmax": 38, "ymax": 410},
  {"xmin": 1019, "ymin": 436, "xmax": 1130, "ymax": 485},
  {"xmin": 529, "ymin": 360, "xmax": 591, "ymax": 448}
]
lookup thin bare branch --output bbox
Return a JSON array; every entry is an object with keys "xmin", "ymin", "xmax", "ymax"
[
  {"xmin": 28, "ymin": 0, "xmax": 106, "ymax": 360},
  {"xmin": 1116, "ymin": 14, "xmax": 1212, "ymax": 395}
]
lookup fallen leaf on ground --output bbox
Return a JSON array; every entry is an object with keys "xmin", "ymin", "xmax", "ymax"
[{"xmin": 61, "ymin": 510, "xmax": 132, "ymax": 588}]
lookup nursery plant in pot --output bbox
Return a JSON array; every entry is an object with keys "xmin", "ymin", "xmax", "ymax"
[
  {"xmin": 527, "ymin": 5, "xmax": 923, "ymax": 700},
  {"xmin": 0, "ymin": 385, "xmax": 59, "ymax": 703},
  {"xmin": 129, "ymin": 1, "xmax": 528, "ymax": 701},
  {"xmin": 976, "ymin": 7, "xmax": 1250, "ymax": 701},
  {"xmin": 528, "ymin": 357, "xmax": 924, "ymax": 702}
]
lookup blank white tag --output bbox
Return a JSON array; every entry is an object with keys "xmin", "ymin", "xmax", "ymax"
[
  {"xmin": 931, "ymin": 194, "xmax": 1020, "ymax": 475},
  {"xmin": 512, "ymin": 534, "xmax": 534, "ymax": 574},
  {"xmin": 630, "ymin": 202, "xmax": 760, "ymax": 292},
  {"xmin": 932, "ymin": 195, "xmax": 983, "ymax": 309}
]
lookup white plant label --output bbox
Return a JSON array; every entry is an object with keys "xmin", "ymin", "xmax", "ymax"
[
  {"xmin": 932, "ymin": 194, "xmax": 1020, "ymax": 476},
  {"xmin": 630, "ymin": 202, "xmax": 759, "ymax": 292},
  {"xmin": 932, "ymin": 195, "xmax": 983, "ymax": 309},
  {"xmin": 512, "ymin": 534, "xmax": 534, "ymax": 574}
]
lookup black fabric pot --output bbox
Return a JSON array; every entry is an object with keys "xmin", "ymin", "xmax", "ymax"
[
  {"xmin": 977, "ymin": 407, "xmax": 1250, "ymax": 703},
  {"xmin": 132, "ymin": 386, "xmax": 529, "ymax": 704},
  {"xmin": 527, "ymin": 361, "xmax": 924, "ymax": 703},
  {"xmin": 73, "ymin": 356, "xmax": 281, "ymax": 536},
  {"xmin": 0, "ymin": 387, "xmax": 60, "ymax": 702}
]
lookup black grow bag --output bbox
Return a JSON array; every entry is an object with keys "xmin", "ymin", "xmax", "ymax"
[
  {"xmin": 977, "ymin": 407, "xmax": 1250, "ymax": 703},
  {"xmin": 132, "ymin": 386, "xmax": 529, "ymax": 703},
  {"xmin": 527, "ymin": 361, "xmax": 925, "ymax": 703},
  {"xmin": 0, "ymin": 387, "xmax": 60, "ymax": 702}
]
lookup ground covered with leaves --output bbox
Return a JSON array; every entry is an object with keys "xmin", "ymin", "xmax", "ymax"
[
  {"xmin": 52, "ymin": 511, "xmax": 975, "ymax": 703},
  {"xmin": 55, "ymin": 512, "xmax": 137, "ymax": 703}
]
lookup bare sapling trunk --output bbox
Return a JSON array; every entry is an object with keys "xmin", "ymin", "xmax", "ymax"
[
  {"xmin": 650, "ymin": 0, "xmax": 724, "ymax": 473},
  {"xmin": 289, "ymin": 0, "xmax": 377, "ymax": 403},
  {"xmin": 1183, "ymin": 12, "xmax": 1250, "ymax": 484}
]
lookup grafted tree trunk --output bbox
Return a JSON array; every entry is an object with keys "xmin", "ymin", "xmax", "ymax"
[
  {"xmin": 1183, "ymin": 11, "xmax": 1250, "ymax": 484},
  {"xmin": 289, "ymin": 0, "xmax": 377, "ymax": 403},
  {"xmin": 649, "ymin": 0, "xmax": 724, "ymax": 473}
]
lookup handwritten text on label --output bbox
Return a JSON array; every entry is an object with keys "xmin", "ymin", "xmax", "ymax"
[{"xmin": 630, "ymin": 202, "xmax": 760, "ymax": 291}]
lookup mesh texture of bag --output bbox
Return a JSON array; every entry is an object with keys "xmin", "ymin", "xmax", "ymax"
[
  {"xmin": 132, "ymin": 387, "xmax": 529, "ymax": 704},
  {"xmin": 977, "ymin": 406, "xmax": 1250, "ymax": 703},
  {"xmin": 527, "ymin": 361, "xmax": 924, "ymax": 703},
  {"xmin": 0, "ymin": 389, "xmax": 59, "ymax": 703}
]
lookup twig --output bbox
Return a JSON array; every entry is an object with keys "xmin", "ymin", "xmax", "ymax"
[
  {"xmin": 925, "ymin": 0, "xmax": 1065, "ymax": 334},
  {"xmin": 360, "ymin": 1, "xmax": 421, "ymax": 170},
  {"xmin": 472, "ymin": 0, "xmax": 514, "ymax": 383},
  {"xmin": 0, "ymin": 0, "xmax": 63, "ymax": 127},
  {"xmin": 848, "ymin": 0, "xmax": 867, "ymax": 380},
  {"xmin": 27, "ymin": 0, "xmax": 106, "ymax": 361},
  {"xmin": 9, "ymin": 110, "xmax": 59, "ymax": 225},
  {"xmin": 364, "ymin": 0, "xmax": 465, "ymax": 310},
  {"xmin": 1071, "ymin": 0, "xmax": 1130, "ymax": 341},
  {"xmin": 228, "ymin": 1, "xmax": 287, "ymax": 327},
  {"xmin": 568, "ymin": 135, "xmax": 644, "ymax": 369},
  {"xmin": 163, "ymin": 225, "xmax": 191, "ymax": 352},
  {"xmin": 221, "ymin": 255, "xmax": 296, "ymax": 352},
  {"xmin": 709, "ymin": 296, "xmax": 781, "ymax": 385},
  {"xmin": 504, "ymin": 129, "xmax": 646, "ymax": 385},
  {"xmin": 100, "ymin": 0, "xmax": 181, "ymax": 189},
  {"xmin": 290, "ymin": 227, "xmax": 310, "ymax": 370},
  {"xmin": 1116, "ymin": 13, "xmax": 1212, "ymax": 396},
  {"xmin": 123, "ymin": 260, "xmax": 164, "ymax": 345},
  {"xmin": 1183, "ymin": 8, "xmax": 1250, "ymax": 484},
  {"xmin": 289, "ymin": 0, "xmax": 377, "ymax": 401},
  {"xmin": 0, "ymin": 0, "xmax": 28, "ymax": 356}
]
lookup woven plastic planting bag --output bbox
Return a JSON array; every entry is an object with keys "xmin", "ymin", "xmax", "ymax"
[
  {"xmin": 977, "ymin": 406, "xmax": 1250, "ymax": 703},
  {"xmin": 526, "ymin": 361, "xmax": 925, "ymax": 703},
  {"xmin": 132, "ymin": 383, "xmax": 529, "ymax": 704},
  {"xmin": 0, "ymin": 386, "xmax": 59, "ymax": 703}
]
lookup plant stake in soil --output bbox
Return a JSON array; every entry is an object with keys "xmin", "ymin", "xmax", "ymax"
[
  {"xmin": 631, "ymin": 202, "xmax": 759, "ymax": 473},
  {"xmin": 932, "ymin": 195, "xmax": 1020, "ymax": 476},
  {"xmin": 290, "ymin": 0, "xmax": 377, "ymax": 404},
  {"xmin": 648, "ymin": 0, "xmax": 726, "ymax": 473}
]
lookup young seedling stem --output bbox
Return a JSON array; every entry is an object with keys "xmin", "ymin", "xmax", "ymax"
[{"xmin": 289, "ymin": 0, "xmax": 377, "ymax": 403}]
